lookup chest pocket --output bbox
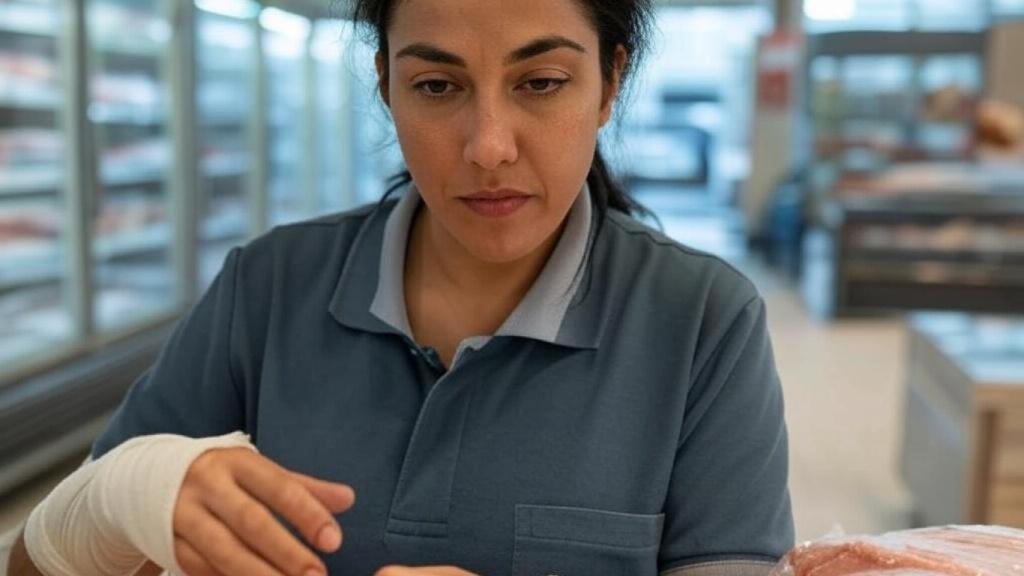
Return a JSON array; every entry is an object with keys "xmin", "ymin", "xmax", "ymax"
[{"xmin": 512, "ymin": 505, "xmax": 664, "ymax": 576}]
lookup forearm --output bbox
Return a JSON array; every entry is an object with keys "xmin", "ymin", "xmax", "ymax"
[{"xmin": 9, "ymin": 529, "xmax": 162, "ymax": 576}]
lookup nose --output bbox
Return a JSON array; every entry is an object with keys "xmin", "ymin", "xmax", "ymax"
[{"xmin": 462, "ymin": 98, "xmax": 518, "ymax": 171}]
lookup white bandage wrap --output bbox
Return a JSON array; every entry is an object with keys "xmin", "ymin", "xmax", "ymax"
[{"xmin": 24, "ymin": 431, "xmax": 256, "ymax": 576}]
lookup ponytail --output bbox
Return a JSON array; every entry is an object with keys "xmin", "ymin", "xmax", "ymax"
[{"xmin": 588, "ymin": 146, "xmax": 647, "ymax": 215}]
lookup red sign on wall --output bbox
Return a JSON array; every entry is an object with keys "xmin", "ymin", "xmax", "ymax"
[{"xmin": 757, "ymin": 32, "xmax": 802, "ymax": 111}]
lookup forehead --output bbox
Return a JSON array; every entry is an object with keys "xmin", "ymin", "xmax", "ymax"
[{"xmin": 388, "ymin": 0, "xmax": 597, "ymax": 54}]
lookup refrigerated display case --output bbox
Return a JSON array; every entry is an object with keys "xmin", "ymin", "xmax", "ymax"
[
  {"xmin": 195, "ymin": 0, "xmax": 258, "ymax": 287},
  {"xmin": 0, "ymin": 0, "xmax": 73, "ymax": 370},
  {"xmin": 312, "ymin": 19, "xmax": 355, "ymax": 215},
  {"xmin": 261, "ymin": 7, "xmax": 311, "ymax": 227},
  {"xmin": 86, "ymin": 0, "xmax": 177, "ymax": 331}
]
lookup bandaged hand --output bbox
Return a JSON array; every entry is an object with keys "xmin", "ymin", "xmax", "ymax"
[{"xmin": 23, "ymin": 432, "xmax": 356, "ymax": 576}]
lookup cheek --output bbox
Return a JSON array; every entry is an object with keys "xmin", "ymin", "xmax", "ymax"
[
  {"xmin": 523, "ymin": 99, "xmax": 601, "ymax": 188},
  {"xmin": 391, "ymin": 105, "xmax": 460, "ymax": 186}
]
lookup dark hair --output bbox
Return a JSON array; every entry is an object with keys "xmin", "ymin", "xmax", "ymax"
[{"xmin": 350, "ymin": 0, "xmax": 654, "ymax": 226}]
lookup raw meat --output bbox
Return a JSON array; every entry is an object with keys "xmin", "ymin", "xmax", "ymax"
[{"xmin": 771, "ymin": 525, "xmax": 1024, "ymax": 575}]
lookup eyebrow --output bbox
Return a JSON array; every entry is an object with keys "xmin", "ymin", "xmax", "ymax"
[{"xmin": 394, "ymin": 35, "xmax": 586, "ymax": 67}]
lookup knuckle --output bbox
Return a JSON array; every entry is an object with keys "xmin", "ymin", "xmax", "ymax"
[
  {"xmin": 205, "ymin": 534, "xmax": 235, "ymax": 568},
  {"xmin": 235, "ymin": 504, "xmax": 267, "ymax": 535},
  {"xmin": 174, "ymin": 507, "xmax": 202, "ymax": 535},
  {"xmin": 174, "ymin": 540, "xmax": 194, "ymax": 568},
  {"xmin": 275, "ymin": 481, "xmax": 307, "ymax": 513}
]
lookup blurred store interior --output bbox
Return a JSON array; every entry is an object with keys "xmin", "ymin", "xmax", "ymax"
[{"xmin": 2, "ymin": 0, "xmax": 1024, "ymax": 549}]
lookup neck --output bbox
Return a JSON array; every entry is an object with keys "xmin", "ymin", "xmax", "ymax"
[
  {"xmin": 425, "ymin": 208, "xmax": 561, "ymax": 304},
  {"xmin": 405, "ymin": 205, "xmax": 564, "ymax": 340}
]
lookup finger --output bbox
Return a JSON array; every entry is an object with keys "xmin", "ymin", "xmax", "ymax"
[
  {"xmin": 175, "ymin": 536, "xmax": 225, "ymax": 576},
  {"xmin": 375, "ymin": 566, "xmax": 478, "ymax": 576},
  {"xmin": 202, "ymin": 478, "xmax": 329, "ymax": 576},
  {"xmin": 289, "ymin": 471, "xmax": 356, "ymax": 513},
  {"xmin": 235, "ymin": 455, "xmax": 342, "ymax": 553},
  {"xmin": 182, "ymin": 506, "xmax": 288, "ymax": 576}
]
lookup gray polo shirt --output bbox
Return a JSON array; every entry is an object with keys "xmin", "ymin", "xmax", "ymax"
[{"xmin": 93, "ymin": 185, "xmax": 794, "ymax": 576}]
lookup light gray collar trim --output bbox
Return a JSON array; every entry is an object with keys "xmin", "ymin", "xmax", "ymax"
[
  {"xmin": 368, "ymin": 184, "xmax": 593, "ymax": 346},
  {"xmin": 495, "ymin": 185, "xmax": 592, "ymax": 342},
  {"xmin": 368, "ymin": 188, "xmax": 419, "ymax": 338}
]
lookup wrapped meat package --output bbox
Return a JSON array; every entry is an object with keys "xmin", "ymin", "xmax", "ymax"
[{"xmin": 771, "ymin": 525, "xmax": 1024, "ymax": 575}]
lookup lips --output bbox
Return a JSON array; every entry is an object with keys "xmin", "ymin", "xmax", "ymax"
[
  {"xmin": 462, "ymin": 188, "xmax": 532, "ymax": 200},
  {"xmin": 459, "ymin": 188, "xmax": 533, "ymax": 218}
]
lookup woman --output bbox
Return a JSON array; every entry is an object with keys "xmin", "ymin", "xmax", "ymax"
[{"xmin": 9, "ymin": 0, "xmax": 794, "ymax": 574}]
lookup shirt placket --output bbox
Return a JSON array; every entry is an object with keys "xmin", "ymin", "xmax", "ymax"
[{"xmin": 385, "ymin": 344, "xmax": 477, "ymax": 540}]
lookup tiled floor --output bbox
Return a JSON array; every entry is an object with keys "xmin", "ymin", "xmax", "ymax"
[{"xmin": 746, "ymin": 261, "xmax": 912, "ymax": 542}]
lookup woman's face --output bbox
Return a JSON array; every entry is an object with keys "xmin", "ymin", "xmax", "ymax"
[{"xmin": 381, "ymin": 0, "xmax": 620, "ymax": 264}]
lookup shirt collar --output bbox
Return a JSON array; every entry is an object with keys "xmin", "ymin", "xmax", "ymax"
[{"xmin": 331, "ymin": 183, "xmax": 595, "ymax": 349}]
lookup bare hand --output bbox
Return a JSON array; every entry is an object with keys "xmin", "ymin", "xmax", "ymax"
[
  {"xmin": 375, "ymin": 566, "xmax": 479, "ymax": 576},
  {"xmin": 173, "ymin": 448, "xmax": 356, "ymax": 576}
]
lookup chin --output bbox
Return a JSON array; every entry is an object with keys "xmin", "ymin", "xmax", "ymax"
[{"xmin": 461, "ymin": 231, "xmax": 544, "ymax": 265}]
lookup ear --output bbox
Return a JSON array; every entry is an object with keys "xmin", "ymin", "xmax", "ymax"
[
  {"xmin": 375, "ymin": 51, "xmax": 391, "ymax": 107},
  {"xmin": 599, "ymin": 45, "xmax": 628, "ymax": 128}
]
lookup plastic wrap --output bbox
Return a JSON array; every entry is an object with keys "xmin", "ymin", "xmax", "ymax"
[{"xmin": 770, "ymin": 525, "xmax": 1024, "ymax": 575}]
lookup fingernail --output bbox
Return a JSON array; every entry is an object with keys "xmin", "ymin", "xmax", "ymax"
[
  {"xmin": 304, "ymin": 569, "xmax": 323, "ymax": 576},
  {"xmin": 318, "ymin": 524, "xmax": 342, "ymax": 551}
]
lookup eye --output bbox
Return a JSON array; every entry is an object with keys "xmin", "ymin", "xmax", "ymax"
[
  {"xmin": 414, "ymin": 79, "xmax": 459, "ymax": 98},
  {"xmin": 519, "ymin": 77, "xmax": 569, "ymax": 97}
]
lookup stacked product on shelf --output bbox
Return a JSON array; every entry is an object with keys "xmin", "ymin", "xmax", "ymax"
[{"xmin": 797, "ymin": 30, "xmax": 1024, "ymax": 317}]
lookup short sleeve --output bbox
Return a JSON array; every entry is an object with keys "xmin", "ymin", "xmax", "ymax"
[
  {"xmin": 91, "ymin": 248, "xmax": 247, "ymax": 458},
  {"xmin": 659, "ymin": 297, "xmax": 794, "ymax": 574}
]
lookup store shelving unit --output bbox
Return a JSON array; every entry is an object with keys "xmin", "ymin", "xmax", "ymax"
[
  {"xmin": 85, "ymin": 0, "xmax": 178, "ymax": 331},
  {"xmin": 797, "ymin": 31, "xmax": 1024, "ymax": 316},
  {"xmin": 195, "ymin": 0, "xmax": 260, "ymax": 287},
  {"xmin": 0, "ymin": 0, "xmax": 373, "ymax": 497},
  {"xmin": 0, "ymin": 0, "xmax": 73, "ymax": 369},
  {"xmin": 824, "ymin": 183, "xmax": 1024, "ymax": 315}
]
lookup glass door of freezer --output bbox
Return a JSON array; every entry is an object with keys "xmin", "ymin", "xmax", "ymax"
[
  {"xmin": 196, "ymin": 0, "xmax": 257, "ymax": 288},
  {"xmin": 86, "ymin": 0, "xmax": 176, "ymax": 331},
  {"xmin": 261, "ymin": 7, "xmax": 311, "ymax": 227},
  {"xmin": 0, "ymin": 0, "xmax": 72, "ymax": 370},
  {"xmin": 313, "ymin": 19, "xmax": 353, "ymax": 215}
]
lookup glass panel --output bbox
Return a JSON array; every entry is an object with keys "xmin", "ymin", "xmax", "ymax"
[
  {"xmin": 0, "ymin": 0, "xmax": 73, "ymax": 371},
  {"xmin": 313, "ymin": 19, "xmax": 351, "ymax": 215},
  {"xmin": 916, "ymin": 0, "xmax": 987, "ymax": 30},
  {"xmin": 805, "ymin": 0, "xmax": 992, "ymax": 31},
  {"xmin": 842, "ymin": 56, "xmax": 915, "ymax": 121},
  {"xmin": 261, "ymin": 7, "xmax": 310, "ymax": 227},
  {"xmin": 348, "ymin": 37, "xmax": 403, "ymax": 206},
  {"xmin": 195, "ymin": 0, "xmax": 257, "ymax": 288},
  {"xmin": 87, "ymin": 0, "xmax": 175, "ymax": 331},
  {"xmin": 993, "ymin": 0, "xmax": 1024, "ymax": 17},
  {"xmin": 805, "ymin": 0, "xmax": 914, "ymax": 32},
  {"xmin": 617, "ymin": 6, "xmax": 770, "ymax": 262}
]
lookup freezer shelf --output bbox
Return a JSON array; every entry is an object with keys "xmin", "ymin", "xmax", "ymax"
[
  {"xmin": 94, "ymin": 224, "xmax": 170, "ymax": 261},
  {"xmin": 0, "ymin": 3, "xmax": 58, "ymax": 37},
  {"xmin": 0, "ymin": 167, "xmax": 62, "ymax": 196},
  {"xmin": 0, "ymin": 239, "xmax": 60, "ymax": 293}
]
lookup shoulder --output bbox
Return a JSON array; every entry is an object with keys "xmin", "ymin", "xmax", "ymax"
[{"xmin": 231, "ymin": 200, "xmax": 395, "ymax": 278}]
